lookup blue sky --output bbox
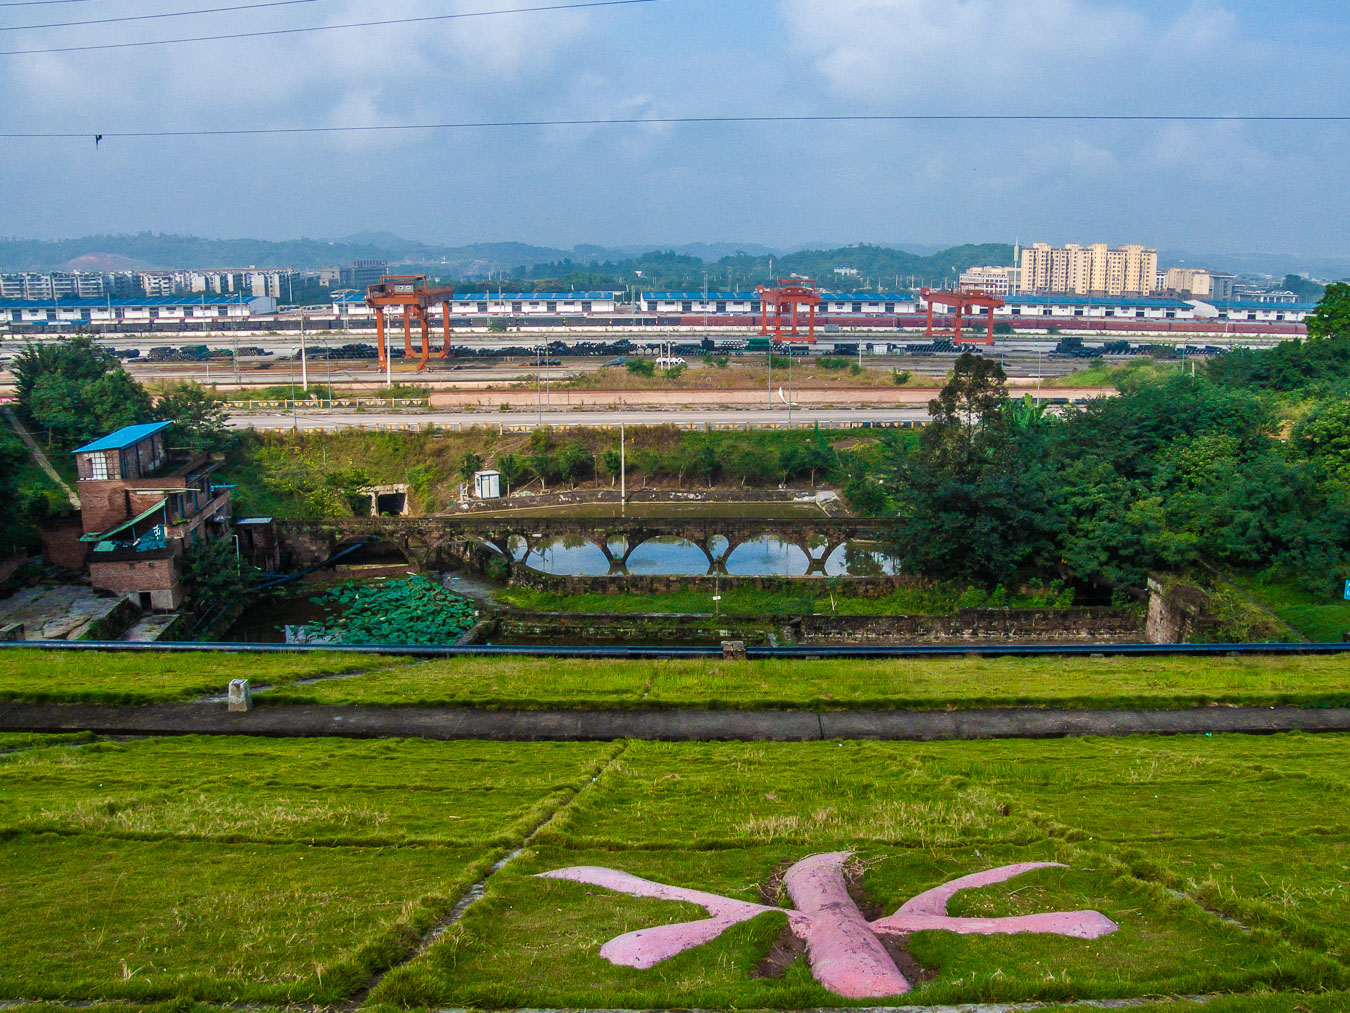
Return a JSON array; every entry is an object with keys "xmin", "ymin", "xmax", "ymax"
[{"xmin": 1, "ymin": 0, "xmax": 1347, "ymax": 262}]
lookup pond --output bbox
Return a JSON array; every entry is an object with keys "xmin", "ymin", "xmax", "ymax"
[
  {"xmin": 511, "ymin": 534, "xmax": 900, "ymax": 577},
  {"xmin": 223, "ymin": 592, "xmax": 338, "ymax": 644}
]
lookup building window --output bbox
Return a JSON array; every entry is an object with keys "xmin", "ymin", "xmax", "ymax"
[{"xmin": 85, "ymin": 454, "xmax": 109, "ymax": 480}]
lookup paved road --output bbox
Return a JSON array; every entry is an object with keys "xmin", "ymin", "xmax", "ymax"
[
  {"xmin": 229, "ymin": 406, "xmax": 935, "ymax": 431},
  {"xmin": 4, "ymin": 701, "xmax": 1349, "ymax": 743}
]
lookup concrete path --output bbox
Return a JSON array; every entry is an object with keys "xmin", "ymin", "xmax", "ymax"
[
  {"xmin": 3, "ymin": 702, "xmax": 1349, "ymax": 742},
  {"xmin": 2, "ymin": 406, "xmax": 79, "ymax": 509}
]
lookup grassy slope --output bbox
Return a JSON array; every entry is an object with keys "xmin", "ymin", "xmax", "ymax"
[
  {"xmin": 2, "ymin": 732, "xmax": 1350, "ymax": 1007},
  {"xmin": 0, "ymin": 735, "xmax": 617, "ymax": 1002},
  {"xmin": 374, "ymin": 733, "xmax": 1350, "ymax": 1008},
  {"xmin": 262, "ymin": 653, "xmax": 1350, "ymax": 711},
  {"xmin": 498, "ymin": 585, "xmax": 1072, "ymax": 616},
  {"xmin": 1231, "ymin": 574, "xmax": 1350, "ymax": 643},
  {"xmin": 0, "ymin": 649, "xmax": 414, "ymax": 704}
]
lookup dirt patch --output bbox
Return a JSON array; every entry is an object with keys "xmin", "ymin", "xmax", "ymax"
[
  {"xmin": 752, "ymin": 923, "xmax": 808, "ymax": 979},
  {"xmin": 752, "ymin": 857, "xmax": 938, "ymax": 984}
]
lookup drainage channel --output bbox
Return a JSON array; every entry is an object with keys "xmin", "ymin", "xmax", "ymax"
[{"xmin": 342, "ymin": 741, "xmax": 631, "ymax": 1009}]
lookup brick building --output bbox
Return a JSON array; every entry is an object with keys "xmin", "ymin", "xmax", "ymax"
[{"xmin": 73, "ymin": 422, "xmax": 234, "ymax": 610}]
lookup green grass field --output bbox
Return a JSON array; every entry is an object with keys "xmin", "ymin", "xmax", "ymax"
[
  {"xmin": 497, "ymin": 583, "xmax": 1073, "ymax": 616},
  {"xmin": 0, "ymin": 735, "xmax": 618, "ymax": 1002},
  {"xmin": 8, "ymin": 732, "xmax": 1344, "ymax": 1007},
  {"xmin": 1232, "ymin": 574, "xmax": 1350, "ymax": 643},
  {"xmin": 262, "ymin": 652, "xmax": 1350, "ymax": 711},
  {"xmin": 0, "ymin": 649, "xmax": 413, "ymax": 704},
  {"xmin": 3, "ymin": 648, "xmax": 1349, "ymax": 711}
]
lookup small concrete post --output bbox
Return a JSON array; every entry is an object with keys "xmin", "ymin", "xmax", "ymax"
[
  {"xmin": 722, "ymin": 640, "xmax": 747, "ymax": 661},
  {"xmin": 227, "ymin": 679, "xmax": 253, "ymax": 712}
]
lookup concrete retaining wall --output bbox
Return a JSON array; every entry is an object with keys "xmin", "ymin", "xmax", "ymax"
[{"xmin": 495, "ymin": 606, "xmax": 1142, "ymax": 646}]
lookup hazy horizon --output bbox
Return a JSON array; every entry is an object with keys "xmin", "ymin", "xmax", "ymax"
[{"xmin": 3, "ymin": 0, "xmax": 1348, "ymax": 261}]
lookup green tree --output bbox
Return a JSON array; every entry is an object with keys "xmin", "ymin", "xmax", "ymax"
[
  {"xmin": 15, "ymin": 337, "xmax": 153, "ymax": 446},
  {"xmin": 626, "ymin": 358, "xmax": 655, "ymax": 377},
  {"xmin": 889, "ymin": 353, "xmax": 1057, "ymax": 583},
  {"xmin": 529, "ymin": 449, "xmax": 560, "ymax": 491},
  {"xmin": 457, "ymin": 451, "xmax": 485, "ymax": 482},
  {"xmin": 182, "ymin": 537, "xmax": 258, "ymax": 609},
  {"xmin": 1281, "ymin": 274, "xmax": 1326, "ymax": 303},
  {"xmin": 1294, "ymin": 397, "xmax": 1350, "ymax": 483},
  {"xmin": 157, "ymin": 382, "xmax": 230, "ymax": 454},
  {"xmin": 600, "ymin": 447, "xmax": 623, "ymax": 487},
  {"xmin": 694, "ymin": 439, "xmax": 720, "ymax": 487},
  {"xmin": 1306, "ymin": 282, "xmax": 1350, "ymax": 341},
  {"xmin": 494, "ymin": 452, "xmax": 527, "ymax": 497},
  {"xmin": 556, "ymin": 440, "xmax": 594, "ymax": 487}
]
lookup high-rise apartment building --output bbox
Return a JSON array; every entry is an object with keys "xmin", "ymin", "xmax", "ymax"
[
  {"xmin": 340, "ymin": 260, "xmax": 388, "ymax": 289},
  {"xmin": 1160, "ymin": 268, "xmax": 1213, "ymax": 298},
  {"xmin": 958, "ymin": 265, "xmax": 1020, "ymax": 298},
  {"xmin": 1019, "ymin": 242, "xmax": 1158, "ymax": 297}
]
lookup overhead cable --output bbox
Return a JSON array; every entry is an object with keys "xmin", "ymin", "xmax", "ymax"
[
  {"xmin": 3, "ymin": 0, "xmax": 336, "ymax": 32},
  {"xmin": 0, "ymin": 0, "xmax": 661, "ymax": 54},
  {"xmin": 3, "ymin": 113, "xmax": 1348, "ymax": 138}
]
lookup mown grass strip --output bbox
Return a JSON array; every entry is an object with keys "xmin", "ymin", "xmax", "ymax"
[
  {"xmin": 256, "ymin": 654, "xmax": 1350, "ymax": 711},
  {"xmin": 0, "ymin": 650, "xmax": 415, "ymax": 705}
]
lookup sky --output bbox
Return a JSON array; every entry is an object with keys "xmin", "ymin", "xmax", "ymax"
[{"xmin": 1, "ymin": 0, "xmax": 1348, "ymax": 262}]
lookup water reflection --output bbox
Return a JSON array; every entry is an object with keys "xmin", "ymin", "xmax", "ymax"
[{"xmin": 512, "ymin": 533, "xmax": 899, "ymax": 577}]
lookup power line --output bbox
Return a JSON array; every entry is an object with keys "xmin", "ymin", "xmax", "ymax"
[
  {"xmin": 0, "ymin": 1, "xmax": 99, "ymax": 7},
  {"xmin": 2, "ymin": 113, "xmax": 1348, "ymax": 138},
  {"xmin": 4, "ymin": 0, "xmax": 336, "ymax": 32},
  {"xmin": 0, "ymin": 0, "xmax": 660, "ymax": 54}
]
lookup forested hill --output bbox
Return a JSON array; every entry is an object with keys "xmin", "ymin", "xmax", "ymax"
[
  {"xmin": 0, "ymin": 234, "xmax": 575, "ymax": 275},
  {"xmin": 0, "ymin": 233, "xmax": 1014, "ymax": 289}
]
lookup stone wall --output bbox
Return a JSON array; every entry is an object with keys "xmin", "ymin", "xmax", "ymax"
[
  {"xmin": 510, "ymin": 570, "xmax": 928, "ymax": 597},
  {"xmin": 797, "ymin": 607, "xmax": 1142, "ymax": 644},
  {"xmin": 40, "ymin": 516, "xmax": 88, "ymax": 572},
  {"xmin": 495, "ymin": 606, "xmax": 1142, "ymax": 646},
  {"xmin": 496, "ymin": 610, "xmax": 786, "ymax": 645}
]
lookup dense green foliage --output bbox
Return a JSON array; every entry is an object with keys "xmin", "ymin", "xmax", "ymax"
[
  {"xmin": 156, "ymin": 381, "xmax": 232, "ymax": 453},
  {"xmin": 298, "ymin": 575, "xmax": 479, "ymax": 645},
  {"xmin": 884, "ymin": 287, "xmax": 1350, "ymax": 593},
  {"xmin": 1305, "ymin": 281, "xmax": 1350, "ymax": 342},
  {"xmin": 517, "ymin": 242, "xmax": 1015, "ymax": 292},
  {"xmin": 14, "ymin": 336, "xmax": 153, "ymax": 446}
]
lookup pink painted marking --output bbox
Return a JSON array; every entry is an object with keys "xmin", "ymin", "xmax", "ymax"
[
  {"xmin": 872, "ymin": 861, "xmax": 1119, "ymax": 940},
  {"xmin": 538, "ymin": 866, "xmax": 785, "ymax": 969},
  {"xmin": 538, "ymin": 856, "xmax": 1119, "ymax": 999},
  {"xmin": 782, "ymin": 852, "xmax": 912, "ymax": 998}
]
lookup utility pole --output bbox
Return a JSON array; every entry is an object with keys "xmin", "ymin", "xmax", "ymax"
[
  {"xmin": 536, "ymin": 344, "xmax": 542, "ymax": 427},
  {"xmin": 300, "ymin": 314, "xmax": 308, "ymax": 393},
  {"xmin": 620, "ymin": 422, "xmax": 626, "ymax": 516}
]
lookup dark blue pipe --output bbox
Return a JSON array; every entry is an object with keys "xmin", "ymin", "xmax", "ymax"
[{"xmin": 1, "ymin": 641, "xmax": 1349, "ymax": 659}]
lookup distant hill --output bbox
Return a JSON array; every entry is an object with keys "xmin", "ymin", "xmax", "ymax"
[
  {"xmin": 514, "ymin": 243, "xmax": 1018, "ymax": 292},
  {"xmin": 0, "ymin": 233, "xmax": 1011, "ymax": 288}
]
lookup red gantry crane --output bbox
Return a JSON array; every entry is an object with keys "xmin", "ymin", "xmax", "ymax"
[
  {"xmin": 364, "ymin": 275, "xmax": 455, "ymax": 372},
  {"xmin": 756, "ymin": 278, "xmax": 822, "ymax": 344},
  {"xmin": 920, "ymin": 286, "xmax": 1006, "ymax": 346}
]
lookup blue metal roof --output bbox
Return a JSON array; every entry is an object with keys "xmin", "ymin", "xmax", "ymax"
[
  {"xmin": 331, "ymin": 291, "xmax": 621, "ymax": 303},
  {"xmin": 72, "ymin": 421, "xmax": 172, "ymax": 455},
  {"xmin": 1207, "ymin": 300, "xmax": 1317, "ymax": 311},
  {"xmin": 0, "ymin": 296, "xmax": 250, "ymax": 309},
  {"xmin": 453, "ymin": 292, "xmax": 621, "ymax": 300},
  {"xmin": 640, "ymin": 292, "xmax": 916, "ymax": 301}
]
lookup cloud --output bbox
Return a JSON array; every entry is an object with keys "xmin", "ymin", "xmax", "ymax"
[{"xmin": 778, "ymin": 0, "xmax": 1148, "ymax": 106}]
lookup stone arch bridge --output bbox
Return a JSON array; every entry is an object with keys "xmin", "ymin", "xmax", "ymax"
[{"xmin": 277, "ymin": 515, "xmax": 904, "ymax": 576}]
